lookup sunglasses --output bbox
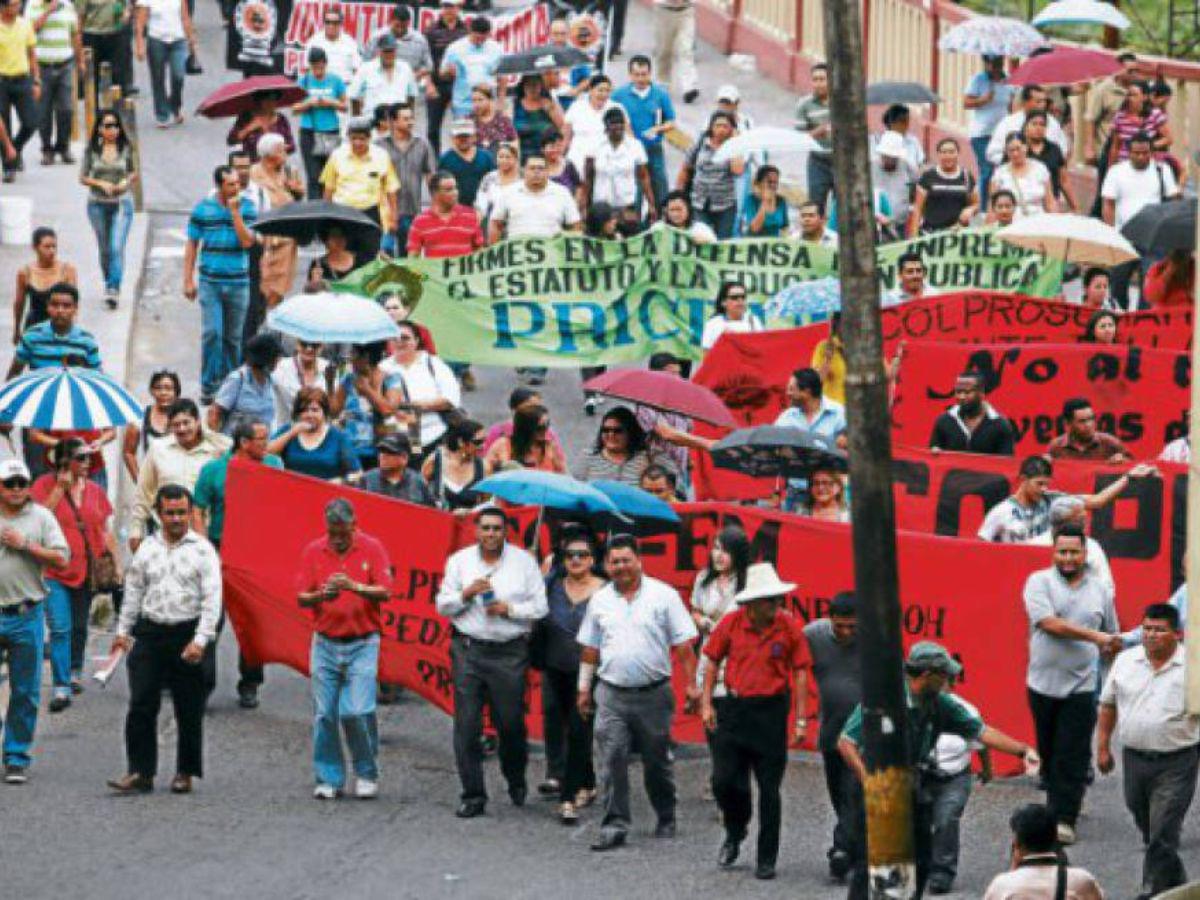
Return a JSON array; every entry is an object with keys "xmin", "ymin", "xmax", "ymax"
[
  {"xmin": 726, "ymin": 293, "xmax": 747, "ymax": 300},
  {"xmin": 600, "ymin": 426, "xmax": 625, "ymax": 435},
  {"xmin": 298, "ymin": 341, "xmax": 320, "ymax": 350},
  {"xmin": 2, "ymin": 477, "xmax": 29, "ymax": 488},
  {"xmin": 565, "ymin": 549, "xmax": 593, "ymax": 560},
  {"xmin": 101, "ymin": 121, "xmax": 120, "ymax": 129},
  {"xmin": 71, "ymin": 452, "xmax": 91, "ymax": 462},
  {"xmin": 471, "ymin": 438, "xmax": 486, "ymax": 447}
]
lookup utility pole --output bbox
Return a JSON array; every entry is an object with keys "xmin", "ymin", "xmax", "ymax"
[
  {"xmin": 1186, "ymin": 199, "xmax": 1200, "ymax": 715},
  {"xmin": 821, "ymin": 0, "xmax": 915, "ymax": 895}
]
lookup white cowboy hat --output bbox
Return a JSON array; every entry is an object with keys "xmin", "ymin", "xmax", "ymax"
[{"xmin": 734, "ymin": 562, "xmax": 797, "ymax": 604}]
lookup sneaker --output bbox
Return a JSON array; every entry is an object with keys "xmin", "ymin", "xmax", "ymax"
[
  {"xmin": 237, "ymin": 687, "xmax": 259, "ymax": 709},
  {"xmin": 584, "ymin": 397, "xmax": 597, "ymax": 416},
  {"xmin": 48, "ymin": 694, "xmax": 71, "ymax": 713},
  {"xmin": 683, "ymin": 89, "xmax": 700, "ymax": 104},
  {"xmin": 537, "ymin": 778, "xmax": 560, "ymax": 798},
  {"xmin": 558, "ymin": 801, "xmax": 578, "ymax": 824},
  {"xmin": 354, "ymin": 779, "xmax": 378, "ymax": 799},
  {"xmin": 104, "ymin": 287, "xmax": 119, "ymax": 309},
  {"xmin": 313, "ymin": 783, "xmax": 339, "ymax": 800},
  {"xmin": 4, "ymin": 765, "xmax": 28, "ymax": 784},
  {"xmin": 59, "ymin": 150, "xmax": 75, "ymax": 164},
  {"xmin": 1056, "ymin": 822, "xmax": 1076, "ymax": 845}
]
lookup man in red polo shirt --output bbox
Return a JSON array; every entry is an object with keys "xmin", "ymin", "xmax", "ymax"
[
  {"xmin": 700, "ymin": 562, "xmax": 811, "ymax": 882},
  {"xmin": 406, "ymin": 170, "xmax": 484, "ymax": 259},
  {"xmin": 296, "ymin": 497, "xmax": 393, "ymax": 801}
]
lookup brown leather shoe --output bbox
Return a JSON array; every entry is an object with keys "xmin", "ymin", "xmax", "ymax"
[
  {"xmin": 170, "ymin": 774, "xmax": 193, "ymax": 794},
  {"xmin": 107, "ymin": 773, "xmax": 153, "ymax": 794}
]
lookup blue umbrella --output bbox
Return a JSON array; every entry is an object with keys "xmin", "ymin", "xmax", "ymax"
[
  {"xmin": 591, "ymin": 480, "xmax": 679, "ymax": 524},
  {"xmin": 767, "ymin": 277, "xmax": 841, "ymax": 322},
  {"xmin": 472, "ymin": 470, "xmax": 624, "ymax": 517},
  {"xmin": 0, "ymin": 367, "xmax": 142, "ymax": 429},
  {"xmin": 266, "ymin": 291, "xmax": 400, "ymax": 344}
]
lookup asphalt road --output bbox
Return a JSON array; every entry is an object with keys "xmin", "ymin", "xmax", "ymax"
[{"xmin": 0, "ymin": 3, "xmax": 1183, "ymax": 899}]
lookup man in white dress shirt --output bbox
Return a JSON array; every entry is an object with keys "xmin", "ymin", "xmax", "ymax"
[
  {"xmin": 577, "ymin": 533, "xmax": 699, "ymax": 851},
  {"xmin": 303, "ymin": 6, "xmax": 361, "ymax": 83},
  {"xmin": 436, "ymin": 506, "xmax": 547, "ymax": 818}
]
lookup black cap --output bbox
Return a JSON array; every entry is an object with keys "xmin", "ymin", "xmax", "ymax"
[
  {"xmin": 307, "ymin": 46, "xmax": 327, "ymax": 64},
  {"xmin": 377, "ymin": 433, "xmax": 413, "ymax": 456},
  {"xmin": 469, "ymin": 15, "xmax": 491, "ymax": 33},
  {"xmin": 392, "ymin": 3, "xmax": 411, "ymax": 21}
]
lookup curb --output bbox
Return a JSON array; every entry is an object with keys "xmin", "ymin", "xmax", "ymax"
[{"xmin": 107, "ymin": 210, "xmax": 151, "ymax": 510}]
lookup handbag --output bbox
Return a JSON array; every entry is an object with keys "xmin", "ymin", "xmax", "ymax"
[
  {"xmin": 64, "ymin": 489, "xmax": 120, "ymax": 593},
  {"xmin": 185, "ymin": 50, "xmax": 203, "ymax": 75},
  {"xmin": 312, "ymin": 131, "xmax": 341, "ymax": 157}
]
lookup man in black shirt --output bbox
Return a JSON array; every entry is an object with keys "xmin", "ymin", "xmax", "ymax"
[
  {"xmin": 361, "ymin": 435, "xmax": 435, "ymax": 505},
  {"xmin": 929, "ymin": 371, "xmax": 1015, "ymax": 455}
]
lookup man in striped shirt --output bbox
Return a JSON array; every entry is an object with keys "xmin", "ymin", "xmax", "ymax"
[
  {"xmin": 183, "ymin": 164, "xmax": 257, "ymax": 404},
  {"xmin": 406, "ymin": 169, "xmax": 483, "ymax": 259},
  {"xmin": 27, "ymin": 0, "xmax": 80, "ymax": 166},
  {"xmin": 7, "ymin": 283, "xmax": 100, "ymax": 378}
]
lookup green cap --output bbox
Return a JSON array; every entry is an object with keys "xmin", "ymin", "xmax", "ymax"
[{"xmin": 906, "ymin": 641, "xmax": 962, "ymax": 676}]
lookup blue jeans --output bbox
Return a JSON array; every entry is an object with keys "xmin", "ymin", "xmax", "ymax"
[
  {"xmin": 311, "ymin": 633, "xmax": 379, "ymax": 788},
  {"xmin": 197, "ymin": 278, "xmax": 250, "ymax": 396},
  {"xmin": 644, "ymin": 143, "xmax": 668, "ymax": 211},
  {"xmin": 1, "ymin": 603, "xmax": 45, "ymax": 769},
  {"xmin": 44, "ymin": 581, "xmax": 73, "ymax": 694},
  {"xmin": 698, "ymin": 204, "xmax": 737, "ymax": 240},
  {"xmin": 971, "ymin": 136, "xmax": 993, "ymax": 211},
  {"xmin": 86, "ymin": 198, "xmax": 134, "ymax": 293},
  {"xmin": 146, "ymin": 37, "xmax": 187, "ymax": 125},
  {"xmin": 928, "ymin": 770, "xmax": 973, "ymax": 882}
]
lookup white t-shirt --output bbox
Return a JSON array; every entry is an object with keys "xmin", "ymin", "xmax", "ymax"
[
  {"xmin": 380, "ymin": 351, "xmax": 461, "ymax": 448},
  {"xmin": 985, "ymin": 110, "xmax": 1069, "ymax": 164},
  {"xmin": 137, "ymin": 0, "xmax": 186, "ymax": 42},
  {"xmin": 491, "ymin": 181, "xmax": 581, "ymax": 239},
  {"xmin": 349, "ymin": 59, "xmax": 418, "ymax": 119},
  {"xmin": 272, "ymin": 355, "xmax": 329, "ymax": 418},
  {"xmin": 588, "ymin": 134, "xmax": 647, "ymax": 209},
  {"xmin": 305, "ymin": 32, "xmax": 362, "ymax": 83},
  {"xmin": 701, "ymin": 314, "xmax": 765, "ymax": 351},
  {"xmin": 1101, "ymin": 160, "xmax": 1178, "ymax": 230},
  {"xmin": 991, "ymin": 161, "xmax": 1051, "ymax": 219},
  {"xmin": 565, "ymin": 99, "xmax": 623, "ymax": 169}
]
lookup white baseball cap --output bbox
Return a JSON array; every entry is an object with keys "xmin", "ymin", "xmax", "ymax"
[
  {"xmin": 716, "ymin": 84, "xmax": 740, "ymax": 103},
  {"xmin": 0, "ymin": 459, "xmax": 31, "ymax": 482}
]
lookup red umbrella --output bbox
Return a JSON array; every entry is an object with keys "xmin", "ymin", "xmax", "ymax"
[
  {"xmin": 1006, "ymin": 47, "xmax": 1120, "ymax": 87},
  {"xmin": 583, "ymin": 369, "xmax": 736, "ymax": 427},
  {"xmin": 196, "ymin": 75, "xmax": 307, "ymax": 118}
]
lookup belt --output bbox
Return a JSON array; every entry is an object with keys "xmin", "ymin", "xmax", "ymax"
[
  {"xmin": 721, "ymin": 691, "xmax": 790, "ymax": 704},
  {"xmin": 0, "ymin": 600, "xmax": 38, "ymax": 615},
  {"xmin": 599, "ymin": 677, "xmax": 669, "ymax": 693},
  {"xmin": 1127, "ymin": 744, "xmax": 1200, "ymax": 762},
  {"xmin": 451, "ymin": 628, "xmax": 527, "ymax": 648},
  {"xmin": 40, "ymin": 60, "xmax": 73, "ymax": 68},
  {"xmin": 318, "ymin": 631, "xmax": 377, "ymax": 645},
  {"xmin": 0, "ymin": 74, "xmax": 31, "ymax": 81}
]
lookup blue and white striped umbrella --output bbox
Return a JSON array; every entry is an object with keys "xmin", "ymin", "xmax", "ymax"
[{"xmin": 0, "ymin": 367, "xmax": 143, "ymax": 429}]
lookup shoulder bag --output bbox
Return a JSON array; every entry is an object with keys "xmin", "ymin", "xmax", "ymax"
[{"xmin": 64, "ymin": 489, "xmax": 120, "ymax": 593}]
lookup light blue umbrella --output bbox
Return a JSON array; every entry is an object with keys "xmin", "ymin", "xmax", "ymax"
[
  {"xmin": 0, "ymin": 367, "xmax": 142, "ymax": 429},
  {"xmin": 767, "ymin": 277, "xmax": 841, "ymax": 322},
  {"xmin": 590, "ymin": 480, "xmax": 679, "ymax": 535},
  {"xmin": 266, "ymin": 291, "xmax": 400, "ymax": 344},
  {"xmin": 473, "ymin": 470, "xmax": 624, "ymax": 517}
]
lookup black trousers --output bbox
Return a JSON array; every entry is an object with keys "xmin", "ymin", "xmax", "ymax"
[
  {"xmin": 355, "ymin": 206, "xmax": 382, "ymax": 267},
  {"xmin": 37, "ymin": 61, "xmax": 74, "ymax": 154},
  {"xmin": 125, "ymin": 618, "xmax": 205, "ymax": 778},
  {"xmin": 201, "ymin": 609, "xmax": 264, "ymax": 700},
  {"xmin": 608, "ymin": 0, "xmax": 628, "ymax": 53},
  {"xmin": 450, "ymin": 632, "xmax": 529, "ymax": 802},
  {"xmin": 0, "ymin": 75, "xmax": 37, "ymax": 172},
  {"xmin": 241, "ymin": 244, "xmax": 265, "ymax": 350},
  {"xmin": 1124, "ymin": 745, "xmax": 1199, "ymax": 896},
  {"xmin": 426, "ymin": 87, "xmax": 451, "ymax": 155},
  {"xmin": 1028, "ymin": 688, "xmax": 1096, "ymax": 826},
  {"xmin": 298, "ymin": 128, "xmax": 333, "ymax": 200},
  {"xmin": 822, "ymin": 745, "xmax": 856, "ymax": 858},
  {"xmin": 83, "ymin": 31, "xmax": 127, "ymax": 98},
  {"xmin": 710, "ymin": 693, "xmax": 789, "ymax": 867},
  {"xmin": 541, "ymin": 665, "xmax": 595, "ymax": 801}
]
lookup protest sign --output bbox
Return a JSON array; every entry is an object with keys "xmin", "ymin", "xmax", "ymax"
[
  {"xmin": 892, "ymin": 340, "xmax": 1190, "ymax": 460},
  {"xmin": 281, "ymin": 1, "xmax": 550, "ymax": 75},
  {"xmin": 222, "ymin": 461, "xmax": 1050, "ymax": 764},
  {"xmin": 877, "ymin": 228, "xmax": 1064, "ymax": 298},
  {"xmin": 227, "ymin": 0, "xmax": 293, "ymax": 72}
]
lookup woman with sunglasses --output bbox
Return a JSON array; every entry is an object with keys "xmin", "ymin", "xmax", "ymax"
[
  {"xmin": 484, "ymin": 403, "xmax": 566, "ymax": 473},
  {"xmin": 798, "ymin": 467, "xmax": 850, "ymax": 522},
  {"xmin": 422, "ymin": 417, "xmax": 488, "ymax": 514},
  {"xmin": 79, "ymin": 110, "xmax": 139, "ymax": 308},
  {"xmin": 573, "ymin": 406, "xmax": 652, "ymax": 486},
  {"xmin": 122, "ymin": 369, "xmax": 181, "ymax": 482},
  {"xmin": 535, "ymin": 528, "xmax": 604, "ymax": 823},
  {"xmin": 332, "ymin": 341, "xmax": 403, "ymax": 471},
  {"xmin": 268, "ymin": 386, "xmax": 360, "ymax": 482},
  {"xmin": 379, "ymin": 322, "xmax": 460, "ymax": 463},
  {"xmin": 25, "ymin": 427, "xmax": 115, "ymax": 488},
  {"xmin": 13, "ymin": 226, "xmax": 77, "ymax": 342},
  {"xmin": 700, "ymin": 281, "xmax": 764, "ymax": 352},
  {"xmin": 32, "ymin": 437, "xmax": 120, "ymax": 710},
  {"xmin": 274, "ymin": 339, "xmax": 331, "ymax": 416}
]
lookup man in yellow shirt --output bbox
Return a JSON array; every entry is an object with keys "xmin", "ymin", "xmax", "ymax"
[
  {"xmin": 319, "ymin": 116, "xmax": 398, "ymax": 264},
  {"xmin": 0, "ymin": 0, "xmax": 42, "ymax": 182}
]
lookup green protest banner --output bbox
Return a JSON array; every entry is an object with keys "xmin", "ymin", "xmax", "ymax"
[
  {"xmin": 333, "ymin": 227, "xmax": 1063, "ymax": 367},
  {"xmin": 878, "ymin": 227, "xmax": 1065, "ymax": 297}
]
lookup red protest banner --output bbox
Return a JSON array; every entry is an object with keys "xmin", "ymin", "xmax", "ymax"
[
  {"xmin": 223, "ymin": 462, "xmax": 1076, "ymax": 768},
  {"xmin": 891, "ymin": 341, "xmax": 1190, "ymax": 460}
]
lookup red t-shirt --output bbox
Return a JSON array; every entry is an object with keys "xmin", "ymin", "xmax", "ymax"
[
  {"xmin": 406, "ymin": 205, "xmax": 484, "ymax": 259},
  {"xmin": 703, "ymin": 608, "xmax": 811, "ymax": 698},
  {"xmin": 1142, "ymin": 258, "xmax": 1194, "ymax": 308},
  {"xmin": 30, "ymin": 474, "xmax": 113, "ymax": 588},
  {"xmin": 295, "ymin": 532, "xmax": 394, "ymax": 638}
]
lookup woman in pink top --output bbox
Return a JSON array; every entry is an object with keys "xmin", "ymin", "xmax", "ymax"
[{"xmin": 484, "ymin": 404, "xmax": 566, "ymax": 473}]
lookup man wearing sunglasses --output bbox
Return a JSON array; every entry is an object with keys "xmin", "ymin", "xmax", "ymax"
[{"xmin": 0, "ymin": 458, "xmax": 69, "ymax": 784}]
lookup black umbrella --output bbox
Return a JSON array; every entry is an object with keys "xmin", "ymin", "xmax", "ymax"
[
  {"xmin": 866, "ymin": 81, "xmax": 941, "ymax": 106},
  {"xmin": 711, "ymin": 426, "xmax": 847, "ymax": 479},
  {"xmin": 250, "ymin": 200, "xmax": 380, "ymax": 247},
  {"xmin": 1121, "ymin": 198, "xmax": 1196, "ymax": 253},
  {"xmin": 495, "ymin": 44, "xmax": 589, "ymax": 77}
]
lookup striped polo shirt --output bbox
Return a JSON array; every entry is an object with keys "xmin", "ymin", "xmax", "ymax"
[
  {"xmin": 27, "ymin": 0, "xmax": 77, "ymax": 64},
  {"xmin": 406, "ymin": 205, "xmax": 483, "ymax": 258},
  {"xmin": 16, "ymin": 321, "xmax": 101, "ymax": 370},
  {"xmin": 187, "ymin": 194, "xmax": 258, "ymax": 285}
]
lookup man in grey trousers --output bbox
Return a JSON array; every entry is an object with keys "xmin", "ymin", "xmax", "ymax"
[{"xmin": 577, "ymin": 533, "xmax": 699, "ymax": 851}]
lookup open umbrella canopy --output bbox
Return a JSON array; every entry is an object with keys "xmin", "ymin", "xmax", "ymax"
[
  {"xmin": 582, "ymin": 369, "xmax": 735, "ymax": 427},
  {"xmin": 0, "ymin": 367, "xmax": 142, "ymax": 429},
  {"xmin": 473, "ymin": 470, "xmax": 624, "ymax": 517},
  {"xmin": 1122, "ymin": 198, "xmax": 1196, "ymax": 253},
  {"xmin": 495, "ymin": 44, "xmax": 589, "ymax": 76},
  {"xmin": 251, "ymin": 200, "xmax": 380, "ymax": 246},
  {"xmin": 267, "ymin": 292, "xmax": 399, "ymax": 344},
  {"xmin": 711, "ymin": 426, "xmax": 847, "ymax": 479},
  {"xmin": 767, "ymin": 277, "xmax": 841, "ymax": 322},
  {"xmin": 865, "ymin": 81, "xmax": 941, "ymax": 106},
  {"xmin": 197, "ymin": 75, "xmax": 307, "ymax": 118},
  {"xmin": 712, "ymin": 127, "xmax": 822, "ymax": 163},
  {"xmin": 1006, "ymin": 47, "xmax": 1120, "ymax": 87},
  {"xmin": 938, "ymin": 16, "xmax": 1048, "ymax": 57},
  {"xmin": 997, "ymin": 213, "xmax": 1138, "ymax": 266},
  {"xmin": 1033, "ymin": 0, "xmax": 1130, "ymax": 30},
  {"xmin": 591, "ymin": 480, "xmax": 679, "ymax": 523}
]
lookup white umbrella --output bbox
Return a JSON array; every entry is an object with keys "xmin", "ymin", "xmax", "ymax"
[
  {"xmin": 997, "ymin": 213, "xmax": 1139, "ymax": 267},
  {"xmin": 1033, "ymin": 0, "xmax": 1130, "ymax": 30},
  {"xmin": 939, "ymin": 16, "xmax": 1049, "ymax": 57},
  {"xmin": 712, "ymin": 127, "xmax": 822, "ymax": 163},
  {"xmin": 266, "ymin": 291, "xmax": 400, "ymax": 344}
]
